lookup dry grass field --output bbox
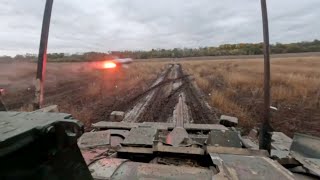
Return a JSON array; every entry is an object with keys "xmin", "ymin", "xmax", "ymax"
[
  {"xmin": 0, "ymin": 61, "xmax": 165, "ymax": 126},
  {"xmin": 1, "ymin": 55, "xmax": 319, "ymax": 136},
  {"xmin": 182, "ymin": 56, "xmax": 320, "ymax": 137}
]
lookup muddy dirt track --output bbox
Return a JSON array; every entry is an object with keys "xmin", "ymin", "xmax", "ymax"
[{"xmin": 122, "ymin": 64, "xmax": 218, "ymax": 124}]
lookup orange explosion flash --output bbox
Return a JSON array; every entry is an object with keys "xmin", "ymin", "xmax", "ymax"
[{"xmin": 103, "ymin": 61, "xmax": 117, "ymax": 69}]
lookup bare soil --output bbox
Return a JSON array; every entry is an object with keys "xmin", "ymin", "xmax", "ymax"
[{"xmin": 122, "ymin": 64, "xmax": 218, "ymax": 124}]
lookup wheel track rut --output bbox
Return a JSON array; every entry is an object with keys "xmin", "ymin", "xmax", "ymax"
[{"xmin": 122, "ymin": 64, "xmax": 218, "ymax": 124}]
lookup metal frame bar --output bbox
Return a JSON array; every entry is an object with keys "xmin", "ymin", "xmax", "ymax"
[
  {"xmin": 259, "ymin": 0, "xmax": 272, "ymax": 151},
  {"xmin": 33, "ymin": 0, "xmax": 54, "ymax": 109}
]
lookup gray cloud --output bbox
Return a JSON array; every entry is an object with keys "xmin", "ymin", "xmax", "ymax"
[{"xmin": 0, "ymin": 0, "xmax": 319, "ymax": 56}]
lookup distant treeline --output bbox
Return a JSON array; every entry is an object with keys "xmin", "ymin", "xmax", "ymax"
[{"xmin": 1, "ymin": 39, "xmax": 320, "ymax": 61}]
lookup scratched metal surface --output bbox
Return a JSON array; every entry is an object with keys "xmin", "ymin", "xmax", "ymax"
[
  {"xmin": 0, "ymin": 111, "xmax": 81, "ymax": 156},
  {"xmin": 210, "ymin": 153, "xmax": 295, "ymax": 180},
  {"xmin": 122, "ymin": 127, "xmax": 157, "ymax": 146},
  {"xmin": 112, "ymin": 161, "xmax": 213, "ymax": 180}
]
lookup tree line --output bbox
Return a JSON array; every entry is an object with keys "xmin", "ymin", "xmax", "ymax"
[
  {"xmin": 1, "ymin": 39, "xmax": 319, "ymax": 61},
  {"xmin": 124, "ymin": 39, "xmax": 320, "ymax": 59}
]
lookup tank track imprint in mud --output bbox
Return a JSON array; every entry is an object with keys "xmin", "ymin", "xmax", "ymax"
[{"xmin": 122, "ymin": 64, "xmax": 218, "ymax": 124}]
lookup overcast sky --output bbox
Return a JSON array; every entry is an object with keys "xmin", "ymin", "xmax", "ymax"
[{"xmin": 1, "ymin": 0, "xmax": 319, "ymax": 56}]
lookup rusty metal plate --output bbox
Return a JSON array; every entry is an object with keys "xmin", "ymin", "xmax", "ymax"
[
  {"xmin": 210, "ymin": 153, "xmax": 295, "ymax": 179},
  {"xmin": 78, "ymin": 131, "xmax": 110, "ymax": 149},
  {"xmin": 206, "ymin": 129, "xmax": 242, "ymax": 148},
  {"xmin": 111, "ymin": 161, "xmax": 213, "ymax": 180},
  {"xmin": 88, "ymin": 158, "xmax": 127, "ymax": 179},
  {"xmin": 121, "ymin": 127, "xmax": 157, "ymax": 146}
]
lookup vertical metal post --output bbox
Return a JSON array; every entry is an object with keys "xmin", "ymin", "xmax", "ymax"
[
  {"xmin": 0, "ymin": 89, "xmax": 7, "ymax": 111},
  {"xmin": 33, "ymin": 0, "xmax": 54, "ymax": 109},
  {"xmin": 259, "ymin": 0, "xmax": 272, "ymax": 151}
]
